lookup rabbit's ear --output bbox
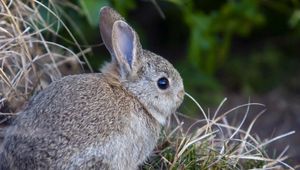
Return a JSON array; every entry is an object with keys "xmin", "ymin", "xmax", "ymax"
[
  {"xmin": 99, "ymin": 6, "xmax": 124, "ymax": 55},
  {"xmin": 112, "ymin": 20, "xmax": 141, "ymax": 78}
]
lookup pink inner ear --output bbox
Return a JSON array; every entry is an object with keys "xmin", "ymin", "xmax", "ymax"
[{"xmin": 115, "ymin": 22, "xmax": 134, "ymax": 68}]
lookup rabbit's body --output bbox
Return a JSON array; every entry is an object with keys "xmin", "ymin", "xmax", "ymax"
[
  {"xmin": 0, "ymin": 73, "xmax": 160, "ymax": 169},
  {"xmin": 0, "ymin": 7, "xmax": 184, "ymax": 169}
]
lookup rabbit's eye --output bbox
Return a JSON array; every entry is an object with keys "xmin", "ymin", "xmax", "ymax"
[{"xmin": 157, "ymin": 77, "xmax": 169, "ymax": 90}]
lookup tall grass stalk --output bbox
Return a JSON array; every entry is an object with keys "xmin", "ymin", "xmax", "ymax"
[{"xmin": 142, "ymin": 93, "xmax": 295, "ymax": 169}]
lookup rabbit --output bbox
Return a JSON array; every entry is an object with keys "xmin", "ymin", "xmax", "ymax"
[{"xmin": 0, "ymin": 6, "xmax": 184, "ymax": 170}]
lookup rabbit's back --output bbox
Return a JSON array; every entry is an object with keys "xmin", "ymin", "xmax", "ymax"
[
  {"xmin": 9, "ymin": 74, "xmax": 128, "ymax": 137},
  {"xmin": 0, "ymin": 74, "xmax": 160, "ymax": 169}
]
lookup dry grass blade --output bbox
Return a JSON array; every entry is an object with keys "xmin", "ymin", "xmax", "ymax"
[
  {"xmin": 33, "ymin": 0, "xmax": 92, "ymax": 72},
  {"xmin": 0, "ymin": 68, "xmax": 12, "ymax": 88},
  {"xmin": 150, "ymin": 0, "xmax": 166, "ymax": 19},
  {"xmin": 142, "ymin": 95, "xmax": 295, "ymax": 170},
  {"xmin": 0, "ymin": 0, "xmax": 87, "ymax": 116}
]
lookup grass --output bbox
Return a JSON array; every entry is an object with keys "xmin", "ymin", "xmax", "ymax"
[
  {"xmin": 141, "ymin": 95, "xmax": 296, "ymax": 170},
  {"xmin": 0, "ymin": 0, "xmax": 89, "ymax": 117},
  {"xmin": 0, "ymin": 1, "xmax": 296, "ymax": 169}
]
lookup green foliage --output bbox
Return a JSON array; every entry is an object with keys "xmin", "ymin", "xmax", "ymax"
[
  {"xmin": 37, "ymin": 0, "xmax": 62, "ymax": 32},
  {"xmin": 167, "ymin": 0, "xmax": 265, "ymax": 75},
  {"xmin": 48, "ymin": 0, "xmax": 300, "ymax": 105},
  {"xmin": 111, "ymin": 0, "xmax": 136, "ymax": 16},
  {"xmin": 79, "ymin": 0, "xmax": 110, "ymax": 26},
  {"xmin": 224, "ymin": 46, "xmax": 284, "ymax": 93},
  {"xmin": 78, "ymin": 0, "xmax": 136, "ymax": 27},
  {"xmin": 289, "ymin": 9, "xmax": 300, "ymax": 28}
]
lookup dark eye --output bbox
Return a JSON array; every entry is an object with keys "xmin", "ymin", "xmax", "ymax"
[{"xmin": 157, "ymin": 77, "xmax": 169, "ymax": 90}]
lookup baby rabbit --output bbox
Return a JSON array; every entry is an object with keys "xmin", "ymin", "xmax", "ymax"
[{"xmin": 0, "ymin": 6, "xmax": 184, "ymax": 170}]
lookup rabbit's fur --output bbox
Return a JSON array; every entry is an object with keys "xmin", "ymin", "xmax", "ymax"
[{"xmin": 0, "ymin": 6, "xmax": 184, "ymax": 170}]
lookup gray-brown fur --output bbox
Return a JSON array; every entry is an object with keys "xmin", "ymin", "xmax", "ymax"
[{"xmin": 0, "ymin": 6, "xmax": 184, "ymax": 169}]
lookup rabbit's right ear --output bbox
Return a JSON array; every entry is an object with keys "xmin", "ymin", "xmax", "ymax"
[
  {"xmin": 112, "ymin": 21, "xmax": 141, "ymax": 79},
  {"xmin": 99, "ymin": 6, "xmax": 124, "ymax": 55}
]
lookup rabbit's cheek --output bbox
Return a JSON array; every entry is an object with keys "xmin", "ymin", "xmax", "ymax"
[
  {"xmin": 177, "ymin": 89, "xmax": 185, "ymax": 100},
  {"xmin": 175, "ymin": 90, "xmax": 185, "ymax": 105}
]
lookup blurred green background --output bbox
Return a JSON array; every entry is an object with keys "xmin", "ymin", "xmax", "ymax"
[
  {"xmin": 40, "ymin": 0, "xmax": 300, "ymax": 165},
  {"xmin": 43, "ymin": 0, "xmax": 300, "ymax": 107}
]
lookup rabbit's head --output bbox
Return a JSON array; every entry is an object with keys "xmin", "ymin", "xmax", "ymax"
[{"xmin": 100, "ymin": 7, "xmax": 184, "ymax": 124}]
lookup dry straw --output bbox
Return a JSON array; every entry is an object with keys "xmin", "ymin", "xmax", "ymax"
[
  {"xmin": 142, "ymin": 95, "xmax": 295, "ymax": 169},
  {"xmin": 0, "ymin": 0, "xmax": 90, "ymax": 116}
]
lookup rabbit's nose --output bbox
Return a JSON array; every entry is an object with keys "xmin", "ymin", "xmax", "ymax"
[{"xmin": 177, "ymin": 89, "xmax": 185, "ymax": 100}]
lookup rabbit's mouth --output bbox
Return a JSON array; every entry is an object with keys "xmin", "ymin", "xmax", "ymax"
[
  {"xmin": 147, "ymin": 106, "xmax": 170, "ymax": 125},
  {"xmin": 146, "ymin": 97, "xmax": 183, "ymax": 125}
]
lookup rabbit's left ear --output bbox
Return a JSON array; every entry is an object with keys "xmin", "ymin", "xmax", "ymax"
[
  {"xmin": 100, "ymin": 6, "xmax": 124, "ymax": 56},
  {"xmin": 112, "ymin": 20, "xmax": 141, "ymax": 78}
]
